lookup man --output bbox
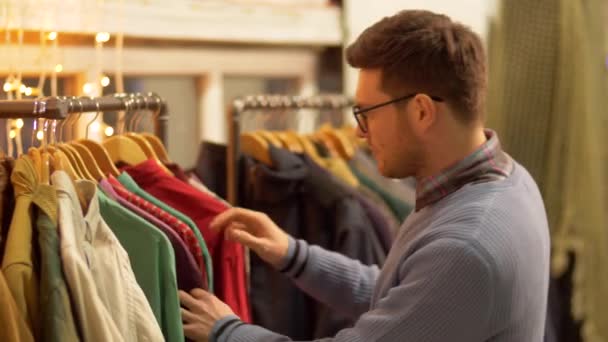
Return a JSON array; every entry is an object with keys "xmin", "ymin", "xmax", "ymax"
[{"xmin": 178, "ymin": 9, "xmax": 550, "ymax": 342}]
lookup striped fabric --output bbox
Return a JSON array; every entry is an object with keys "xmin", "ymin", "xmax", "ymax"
[{"xmin": 106, "ymin": 175, "xmax": 206, "ymax": 274}]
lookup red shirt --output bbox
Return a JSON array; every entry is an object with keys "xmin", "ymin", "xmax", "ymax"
[{"xmin": 124, "ymin": 160, "xmax": 251, "ymax": 323}]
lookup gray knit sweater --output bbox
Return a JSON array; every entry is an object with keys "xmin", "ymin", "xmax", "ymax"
[{"xmin": 212, "ymin": 162, "xmax": 550, "ymax": 342}]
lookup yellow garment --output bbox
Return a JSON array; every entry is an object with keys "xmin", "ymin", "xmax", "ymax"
[
  {"xmin": 0, "ymin": 271, "xmax": 34, "ymax": 342},
  {"xmin": 487, "ymin": 0, "xmax": 608, "ymax": 340},
  {"xmin": 323, "ymin": 157, "xmax": 360, "ymax": 188},
  {"xmin": 1, "ymin": 157, "xmax": 40, "ymax": 338}
]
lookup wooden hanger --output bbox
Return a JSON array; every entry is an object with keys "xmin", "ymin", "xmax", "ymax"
[
  {"xmin": 53, "ymin": 112, "xmax": 89, "ymax": 180},
  {"xmin": 257, "ymin": 131, "xmax": 282, "ymax": 147},
  {"xmin": 74, "ymin": 99, "xmax": 120, "ymax": 177},
  {"xmin": 124, "ymin": 110, "xmax": 161, "ymax": 161},
  {"xmin": 240, "ymin": 132, "xmax": 273, "ymax": 166},
  {"xmin": 276, "ymin": 131, "xmax": 304, "ymax": 153},
  {"xmin": 67, "ymin": 105, "xmax": 107, "ymax": 180},
  {"xmin": 140, "ymin": 95, "xmax": 172, "ymax": 163},
  {"xmin": 295, "ymin": 134, "xmax": 326, "ymax": 167},
  {"xmin": 141, "ymin": 133, "xmax": 171, "ymax": 163},
  {"xmin": 102, "ymin": 98, "xmax": 149, "ymax": 166},
  {"xmin": 318, "ymin": 124, "xmax": 355, "ymax": 160}
]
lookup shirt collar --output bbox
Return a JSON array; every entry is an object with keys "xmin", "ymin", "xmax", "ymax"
[{"xmin": 415, "ymin": 129, "xmax": 513, "ymax": 211}]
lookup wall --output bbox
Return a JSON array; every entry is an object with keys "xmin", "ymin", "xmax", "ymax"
[{"xmin": 343, "ymin": 0, "xmax": 497, "ymax": 97}]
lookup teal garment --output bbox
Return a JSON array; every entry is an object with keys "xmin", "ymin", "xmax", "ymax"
[
  {"xmin": 118, "ymin": 172, "xmax": 214, "ymax": 292},
  {"xmin": 349, "ymin": 165, "xmax": 413, "ymax": 222},
  {"xmin": 35, "ymin": 186, "xmax": 81, "ymax": 342},
  {"xmin": 97, "ymin": 188, "xmax": 184, "ymax": 342}
]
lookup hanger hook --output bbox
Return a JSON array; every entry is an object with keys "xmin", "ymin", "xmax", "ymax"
[
  {"xmin": 132, "ymin": 93, "xmax": 148, "ymax": 132},
  {"xmin": 58, "ymin": 98, "xmax": 72, "ymax": 143},
  {"xmin": 86, "ymin": 98, "xmax": 101, "ymax": 139},
  {"xmin": 71, "ymin": 98, "xmax": 84, "ymax": 140},
  {"xmin": 152, "ymin": 93, "xmax": 162, "ymax": 123},
  {"xmin": 131, "ymin": 94, "xmax": 144, "ymax": 132},
  {"xmin": 31, "ymin": 99, "xmax": 39, "ymax": 147},
  {"xmin": 42, "ymin": 118, "xmax": 50, "ymax": 150},
  {"xmin": 118, "ymin": 96, "xmax": 130, "ymax": 135},
  {"xmin": 127, "ymin": 95, "xmax": 138, "ymax": 132}
]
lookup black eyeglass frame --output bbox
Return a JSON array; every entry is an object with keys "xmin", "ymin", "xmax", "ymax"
[{"xmin": 352, "ymin": 93, "xmax": 444, "ymax": 133}]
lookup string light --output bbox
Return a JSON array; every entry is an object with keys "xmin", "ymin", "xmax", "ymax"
[
  {"xmin": 90, "ymin": 121, "xmax": 101, "ymax": 133},
  {"xmin": 9, "ymin": 129, "xmax": 16, "ymax": 139},
  {"xmin": 36, "ymin": 131, "xmax": 44, "ymax": 141},
  {"xmin": 24, "ymin": 87, "xmax": 33, "ymax": 96},
  {"xmin": 55, "ymin": 64, "xmax": 63, "ymax": 73},
  {"xmin": 82, "ymin": 82, "xmax": 94, "ymax": 95},
  {"xmin": 100, "ymin": 76, "xmax": 110, "ymax": 87},
  {"xmin": 15, "ymin": 119, "xmax": 24, "ymax": 129},
  {"xmin": 95, "ymin": 32, "xmax": 111, "ymax": 43},
  {"xmin": 19, "ymin": 84, "xmax": 26, "ymax": 93},
  {"xmin": 104, "ymin": 126, "xmax": 114, "ymax": 137},
  {"xmin": 3, "ymin": 82, "xmax": 11, "ymax": 92},
  {"xmin": 47, "ymin": 31, "xmax": 57, "ymax": 41}
]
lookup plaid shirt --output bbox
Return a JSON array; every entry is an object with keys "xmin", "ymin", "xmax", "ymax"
[
  {"xmin": 106, "ymin": 175, "xmax": 206, "ymax": 274},
  {"xmin": 416, "ymin": 129, "xmax": 514, "ymax": 211}
]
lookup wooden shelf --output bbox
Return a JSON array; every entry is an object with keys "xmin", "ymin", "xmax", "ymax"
[{"xmin": 18, "ymin": 0, "xmax": 343, "ymax": 46}]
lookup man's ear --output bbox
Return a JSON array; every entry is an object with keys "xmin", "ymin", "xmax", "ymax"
[{"xmin": 410, "ymin": 94, "xmax": 438, "ymax": 135}]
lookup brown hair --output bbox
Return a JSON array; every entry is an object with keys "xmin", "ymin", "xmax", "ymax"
[{"xmin": 346, "ymin": 10, "xmax": 487, "ymax": 123}]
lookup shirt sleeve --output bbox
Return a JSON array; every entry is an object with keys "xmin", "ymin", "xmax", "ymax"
[
  {"xmin": 277, "ymin": 237, "xmax": 380, "ymax": 318},
  {"xmin": 216, "ymin": 237, "xmax": 495, "ymax": 342}
]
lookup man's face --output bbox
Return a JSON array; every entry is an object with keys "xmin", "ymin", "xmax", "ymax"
[{"xmin": 354, "ymin": 69, "xmax": 424, "ymax": 178}]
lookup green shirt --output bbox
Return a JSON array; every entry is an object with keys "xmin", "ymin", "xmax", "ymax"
[
  {"xmin": 97, "ymin": 189, "xmax": 184, "ymax": 342},
  {"xmin": 118, "ymin": 172, "xmax": 214, "ymax": 292},
  {"xmin": 35, "ymin": 184, "xmax": 80, "ymax": 342}
]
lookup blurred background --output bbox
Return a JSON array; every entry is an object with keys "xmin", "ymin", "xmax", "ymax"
[{"xmin": 0, "ymin": 1, "xmax": 606, "ymax": 342}]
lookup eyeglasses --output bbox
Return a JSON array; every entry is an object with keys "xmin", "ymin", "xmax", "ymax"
[{"xmin": 352, "ymin": 93, "xmax": 444, "ymax": 133}]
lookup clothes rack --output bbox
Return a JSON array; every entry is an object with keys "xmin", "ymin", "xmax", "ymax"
[
  {"xmin": 226, "ymin": 94, "xmax": 352, "ymax": 205},
  {"xmin": 0, "ymin": 93, "xmax": 169, "ymax": 144}
]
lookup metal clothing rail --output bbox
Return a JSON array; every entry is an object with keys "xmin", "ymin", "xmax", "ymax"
[
  {"xmin": 0, "ymin": 93, "xmax": 169, "ymax": 144},
  {"xmin": 227, "ymin": 94, "xmax": 352, "ymax": 205}
]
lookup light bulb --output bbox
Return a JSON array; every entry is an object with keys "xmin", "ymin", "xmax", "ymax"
[
  {"xmin": 95, "ymin": 32, "xmax": 110, "ymax": 43},
  {"xmin": 9, "ymin": 129, "xmax": 16, "ymax": 139},
  {"xmin": 104, "ymin": 126, "xmax": 114, "ymax": 137},
  {"xmin": 3, "ymin": 82, "xmax": 11, "ymax": 92},
  {"xmin": 100, "ymin": 76, "xmax": 110, "ymax": 87},
  {"xmin": 82, "ymin": 83, "xmax": 94, "ymax": 95},
  {"xmin": 54, "ymin": 64, "xmax": 63, "ymax": 73},
  {"xmin": 19, "ymin": 84, "xmax": 26, "ymax": 93},
  {"xmin": 24, "ymin": 87, "xmax": 32, "ymax": 96},
  {"xmin": 47, "ymin": 31, "xmax": 57, "ymax": 41},
  {"xmin": 36, "ymin": 131, "xmax": 44, "ymax": 141},
  {"xmin": 15, "ymin": 119, "xmax": 24, "ymax": 129},
  {"xmin": 91, "ymin": 121, "xmax": 101, "ymax": 132}
]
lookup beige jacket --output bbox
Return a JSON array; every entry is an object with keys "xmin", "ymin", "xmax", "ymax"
[{"xmin": 54, "ymin": 171, "xmax": 164, "ymax": 342}]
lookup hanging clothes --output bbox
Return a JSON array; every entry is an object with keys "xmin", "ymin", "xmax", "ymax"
[
  {"xmin": 99, "ymin": 179, "xmax": 206, "ymax": 291},
  {"xmin": 96, "ymin": 184, "xmax": 184, "ymax": 342},
  {"xmin": 241, "ymin": 145, "xmax": 386, "ymax": 339},
  {"xmin": 34, "ymin": 183, "xmax": 80, "ymax": 342},
  {"xmin": 107, "ymin": 175, "xmax": 206, "ymax": 281},
  {"xmin": 53, "ymin": 171, "xmax": 125, "ymax": 342},
  {"xmin": 0, "ymin": 158, "xmax": 15, "ymax": 260},
  {"xmin": 117, "ymin": 172, "xmax": 214, "ymax": 292},
  {"xmin": 348, "ymin": 150, "xmax": 415, "ymax": 222},
  {"xmin": 0, "ymin": 271, "xmax": 33, "ymax": 342},
  {"xmin": 123, "ymin": 160, "xmax": 251, "ymax": 323},
  {"xmin": 1, "ymin": 157, "xmax": 41, "ymax": 339}
]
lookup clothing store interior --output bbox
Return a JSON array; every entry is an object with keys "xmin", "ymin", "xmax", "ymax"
[{"xmin": 0, "ymin": 1, "xmax": 606, "ymax": 342}]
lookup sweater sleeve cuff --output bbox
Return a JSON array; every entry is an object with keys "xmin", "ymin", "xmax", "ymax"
[
  {"xmin": 276, "ymin": 237, "xmax": 309, "ymax": 278},
  {"xmin": 209, "ymin": 315, "xmax": 241, "ymax": 342}
]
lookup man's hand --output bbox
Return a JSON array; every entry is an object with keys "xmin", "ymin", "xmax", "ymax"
[
  {"xmin": 179, "ymin": 289, "xmax": 235, "ymax": 342},
  {"xmin": 210, "ymin": 207, "xmax": 290, "ymax": 268}
]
